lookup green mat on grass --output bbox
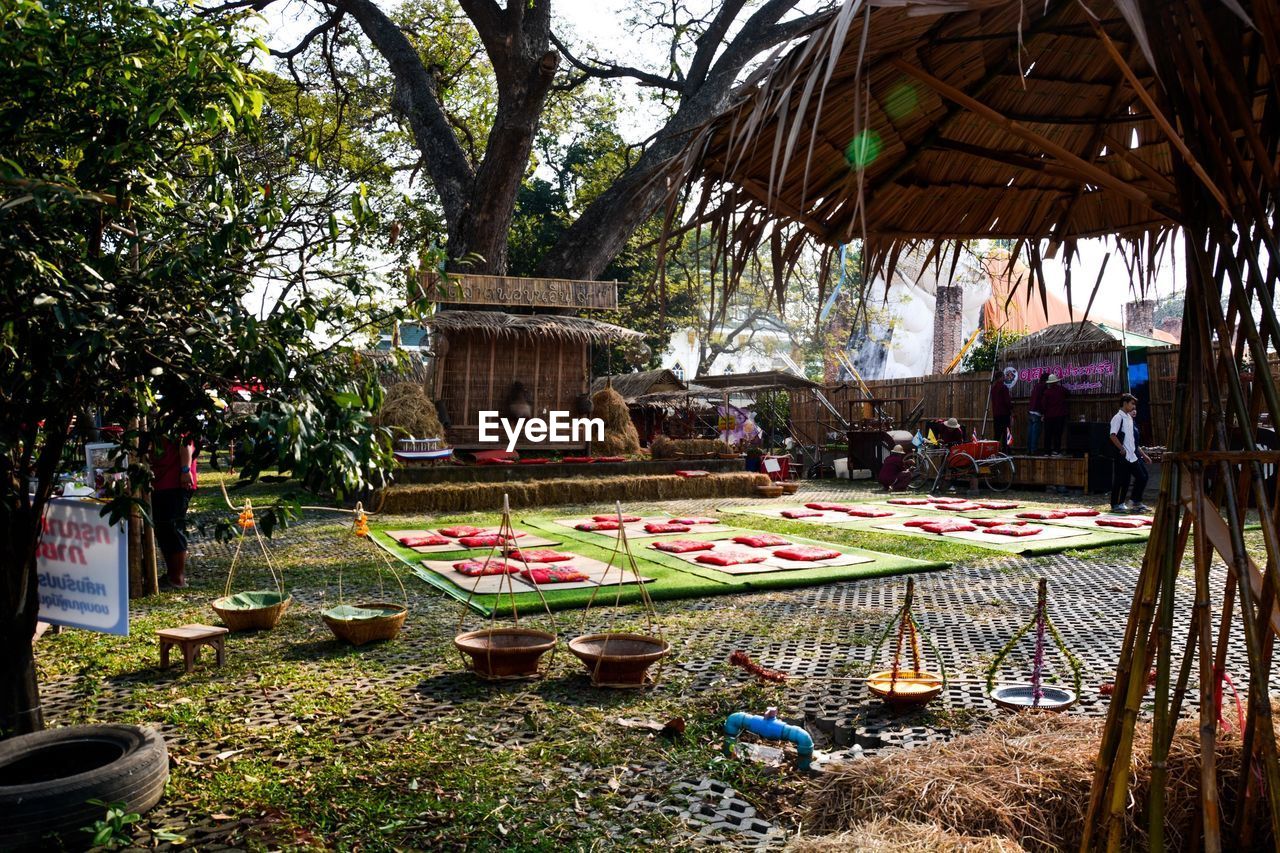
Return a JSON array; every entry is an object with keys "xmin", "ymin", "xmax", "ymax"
[{"xmin": 371, "ymin": 516, "xmax": 944, "ymax": 616}]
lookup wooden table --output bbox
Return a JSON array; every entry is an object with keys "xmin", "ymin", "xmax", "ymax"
[{"xmin": 158, "ymin": 624, "xmax": 228, "ymax": 673}]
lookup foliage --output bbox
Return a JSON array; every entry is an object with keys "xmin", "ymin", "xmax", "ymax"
[
  {"xmin": 0, "ymin": 0, "xmax": 431, "ymax": 733},
  {"xmin": 960, "ymin": 329, "xmax": 1028, "ymax": 373},
  {"xmin": 82, "ymin": 800, "xmax": 141, "ymax": 849}
]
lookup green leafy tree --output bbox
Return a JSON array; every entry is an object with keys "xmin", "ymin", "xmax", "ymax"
[
  {"xmin": 0, "ymin": 0, "xmax": 409, "ymax": 736},
  {"xmin": 961, "ymin": 329, "xmax": 1028, "ymax": 373}
]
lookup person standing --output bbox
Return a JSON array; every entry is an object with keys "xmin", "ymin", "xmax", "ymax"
[
  {"xmin": 1041, "ymin": 373, "xmax": 1069, "ymax": 455},
  {"xmin": 150, "ymin": 435, "xmax": 198, "ymax": 588},
  {"xmin": 878, "ymin": 444, "xmax": 914, "ymax": 491},
  {"xmin": 1027, "ymin": 374, "xmax": 1048, "ymax": 455},
  {"xmin": 990, "ymin": 376, "xmax": 1012, "ymax": 452},
  {"xmin": 1109, "ymin": 394, "xmax": 1152, "ymax": 513}
]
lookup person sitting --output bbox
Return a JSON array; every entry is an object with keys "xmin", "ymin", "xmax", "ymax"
[
  {"xmin": 937, "ymin": 417, "xmax": 966, "ymax": 445},
  {"xmin": 878, "ymin": 444, "xmax": 914, "ymax": 491}
]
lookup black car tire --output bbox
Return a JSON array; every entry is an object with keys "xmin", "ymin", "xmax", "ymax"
[{"xmin": 0, "ymin": 724, "xmax": 169, "ymax": 851}]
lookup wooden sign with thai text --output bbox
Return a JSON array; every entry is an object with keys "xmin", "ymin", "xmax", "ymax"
[{"xmin": 424, "ymin": 273, "xmax": 618, "ymax": 310}]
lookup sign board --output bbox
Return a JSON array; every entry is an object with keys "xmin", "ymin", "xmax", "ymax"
[
  {"xmin": 1004, "ymin": 351, "xmax": 1126, "ymax": 397},
  {"xmin": 37, "ymin": 498, "xmax": 129, "ymax": 635},
  {"xmin": 424, "ymin": 273, "xmax": 618, "ymax": 310}
]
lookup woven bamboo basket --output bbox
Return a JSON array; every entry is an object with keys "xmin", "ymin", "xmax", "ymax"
[
  {"xmin": 755, "ymin": 484, "xmax": 785, "ymax": 497},
  {"xmin": 211, "ymin": 591, "xmax": 291, "ymax": 632},
  {"xmin": 780, "ymin": 481, "xmax": 800, "ymax": 494},
  {"xmin": 455, "ymin": 628, "xmax": 557, "ymax": 679},
  {"xmin": 322, "ymin": 603, "xmax": 407, "ymax": 646},
  {"xmin": 568, "ymin": 632, "xmax": 670, "ymax": 688}
]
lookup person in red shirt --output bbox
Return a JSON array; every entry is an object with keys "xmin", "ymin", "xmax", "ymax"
[
  {"xmin": 990, "ymin": 376, "xmax": 1012, "ymax": 452},
  {"xmin": 150, "ymin": 436, "xmax": 198, "ymax": 588},
  {"xmin": 1041, "ymin": 374, "xmax": 1070, "ymax": 455},
  {"xmin": 878, "ymin": 444, "xmax": 913, "ymax": 491}
]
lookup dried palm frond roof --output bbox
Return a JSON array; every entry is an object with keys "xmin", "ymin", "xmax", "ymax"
[
  {"xmin": 1003, "ymin": 320, "xmax": 1176, "ymax": 356},
  {"xmin": 426, "ymin": 311, "xmax": 644, "ymax": 344},
  {"xmin": 666, "ymin": 0, "xmax": 1265, "ymax": 305},
  {"xmin": 694, "ymin": 370, "xmax": 824, "ymax": 391},
  {"xmin": 590, "ymin": 369, "xmax": 687, "ymax": 399}
]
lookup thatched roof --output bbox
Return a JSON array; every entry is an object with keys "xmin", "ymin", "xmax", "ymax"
[
  {"xmin": 590, "ymin": 369, "xmax": 687, "ymax": 400},
  {"xmin": 426, "ymin": 310, "xmax": 643, "ymax": 344},
  {"xmin": 667, "ymin": 0, "xmax": 1265, "ymax": 302},
  {"xmin": 695, "ymin": 370, "xmax": 823, "ymax": 391},
  {"xmin": 1004, "ymin": 320, "xmax": 1173, "ymax": 357}
]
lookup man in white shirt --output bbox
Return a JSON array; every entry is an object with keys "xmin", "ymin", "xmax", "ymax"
[{"xmin": 1109, "ymin": 394, "xmax": 1152, "ymax": 513}]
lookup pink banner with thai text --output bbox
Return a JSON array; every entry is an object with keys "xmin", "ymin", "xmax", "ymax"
[{"xmin": 1003, "ymin": 351, "xmax": 1125, "ymax": 396}]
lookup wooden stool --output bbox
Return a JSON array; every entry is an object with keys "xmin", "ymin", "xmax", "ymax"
[{"xmin": 158, "ymin": 624, "xmax": 228, "ymax": 673}]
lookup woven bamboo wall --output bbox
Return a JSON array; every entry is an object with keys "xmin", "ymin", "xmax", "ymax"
[{"xmin": 434, "ymin": 330, "xmax": 587, "ymax": 436}]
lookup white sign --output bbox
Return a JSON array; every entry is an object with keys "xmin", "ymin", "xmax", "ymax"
[
  {"xmin": 37, "ymin": 498, "xmax": 129, "ymax": 635},
  {"xmin": 476, "ymin": 411, "xmax": 604, "ymax": 452},
  {"xmin": 762, "ymin": 458, "xmax": 782, "ymax": 473}
]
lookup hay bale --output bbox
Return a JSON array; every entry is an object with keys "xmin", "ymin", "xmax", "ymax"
[
  {"xmin": 787, "ymin": 818, "xmax": 1024, "ymax": 852},
  {"xmin": 802, "ymin": 713, "xmax": 1256, "ymax": 852},
  {"xmin": 376, "ymin": 472, "xmax": 771, "ymax": 513},
  {"xmin": 373, "ymin": 382, "xmax": 444, "ymax": 441},
  {"xmin": 650, "ymin": 436, "xmax": 730, "ymax": 459},
  {"xmin": 591, "ymin": 386, "xmax": 640, "ymax": 455}
]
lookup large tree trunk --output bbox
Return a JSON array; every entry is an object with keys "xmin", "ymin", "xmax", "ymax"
[{"xmin": 1, "ymin": 509, "xmax": 45, "ymax": 738}]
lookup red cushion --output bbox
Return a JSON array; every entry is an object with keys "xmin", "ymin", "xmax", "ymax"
[
  {"xmin": 805, "ymin": 502, "xmax": 851, "ymax": 511},
  {"xmin": 919, "ymin": 520, "xmax": 978, "ymax": 534},
  {"xmin": 452, "ymin": 559, "xmax": 521, "ymax": 576},
  {"xmin": 1063, "ymin": 508, "xmax": 1100, "ymax": 517},
  {"xmin": 928, "ymin": 497, "xmax": 967, "ymax": 504},
  {"xmin": 675, "ymin": 469, "xmax": 710, "ymax": 478},
  {"xmin": 1097, "ymin": 518, "xmax": 1147, "ymax": 529},
  {"xmin": 903, "ymin": 519, "xmax": 935, "ymax": 528},
  {"xmin": 458, "ymin": 533, "xmax": 524, "ymax": 548},
  {"xmin": 1017, "ymin": 511, "xmax": 1068, "ymax": 520},
  {"xmin": 475, "ymin": 457, "xmax": 515, "ymax": 465},
  {"xmin": 576, "ymin": 520, "xmax": 620, "ymax": 531},
  {"xmin": 594, "ymin": 456, "xmax": 626, "ymax": 463},
  {"xmin": 844, "ymin": 508, "xmax": 893, "ymax": 518},
  {"xmin": 975, "ymin": 501, "xmax": 1019, "ymax": 510},
  {"xmin": 983, "ymin": 525, "xmax": 1042, "ymax": 537},
  {"xmin": 594, "ymin": 514, "xmax": 640, "ymax": 523},
  {"xmin": 518, "ymin": 458, "xmax": 550, "ymax": 465},
  {"xmin": 396, "ymin": 534, "xmax": 451, "ymax": 547},
  {"xmin": 473, "ymin": 449, "xmax": 516, "ymax": 463},
  {"xmin": 439, "ymin": 526, "xmax": 483, "ymax": 538},
  {"xmin": 936, "ymin": 502, "xmax": 982, "ymax": 512},
  {"xmin": 520, "ymin": 566, "xmax": 589, "ymax": 584},
  {"xmin": 645, "ymin": 522, "xmax": 691, "ymax": 534},
  {"xmin": 782, "ymin": 510, "xmax": 822, "ymax": 519},
  {"xmin": 972, "ymin": 518, "xmax": 1027, "ymax": 528},
  {"xmin": 773, "ymin": 545, "xmax": 841, "ymax": 561},
  {"xmin": 652, "ymin": 539, "xmax": 716, "ymax": 553},
  {"xmin": 669, "ymin": 517, "xmax": 718, "ymax": 525},
  {"xmin": 696, "ymin": 551, "xmax": 767, "ymax": 567},
  {"xmin": 732, "ymin": 534, "xmax": 788, "ymax": 548},
  {"xmin": 561, "ymin": 456, "xmax": 594, "ymax": 464},
  {"xmin": 510, "ymin": 549, "xmax": 574, "ymax": 563},
  {"xmin": 888, "ymin": 498, "xmax": 930, "ymax": 505}
]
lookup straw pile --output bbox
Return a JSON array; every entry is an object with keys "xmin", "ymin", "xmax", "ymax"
[
  {"xmin": 372, "ymin": 382, "xmax": 444, "ymax": 440},
  {"xmin": 803, "ymin": 713, "xmax": 1257, "ymax": 852},
  {"xmin": 377, "ymin": 472, "xmax": 770, "ymax": 513},
  {"xmin": 787, "ymin": 818, "xmax": 1025, "ymax": 852},
  {"xmin": 650, "ymin": 436, "xmax": 731, "ymax": 459},
  {"xmin": 591, "ymin": 386, "xmax": 640, "ymax": 455}
]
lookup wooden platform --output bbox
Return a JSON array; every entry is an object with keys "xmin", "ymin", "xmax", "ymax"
[{"xmin": 1010, "ymin": 453, "xmax": 1090, "ymax": 489}]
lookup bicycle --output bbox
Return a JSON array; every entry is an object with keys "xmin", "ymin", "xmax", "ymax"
[{"xmin": 910, "ymin": 440, "xmax": 1015, "ymax": 493}]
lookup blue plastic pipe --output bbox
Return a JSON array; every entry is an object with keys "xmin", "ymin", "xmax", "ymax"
[{"xmin": 724, "ymin": 708, "xmax": 814, "ymax": 770}]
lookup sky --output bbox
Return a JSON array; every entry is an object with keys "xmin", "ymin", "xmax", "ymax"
[{"xmin": 254, "ymin": 0, "xmax": 1186, "ymax": 323}]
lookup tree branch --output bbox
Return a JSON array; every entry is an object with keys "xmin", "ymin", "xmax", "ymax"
[
  {"xmin": 549, "ymin": 31, "xmax": 684, "ymax": 92},
  {"xmin": 270, "ymin": 11, "xmax": 344, "ymax": 61},
  {"xmin": 684, "ymin": 0, "xmax": 748, "ymax": 89}
]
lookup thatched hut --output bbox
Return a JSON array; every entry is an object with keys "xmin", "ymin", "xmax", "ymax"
[
  {"xmin": 664, "ymin": 0, "xmax": 1280, "ymax": 847},
  {"xmin": 427, "ymin": 310, "xmax": 643, "ymax": 450},
  {"xmin": 590, "ymin": 369, "xmax": 689, "ymax": 444}
]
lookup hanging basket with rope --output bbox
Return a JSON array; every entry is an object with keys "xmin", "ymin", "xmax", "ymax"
[
  {"xmin": 986, "ymin": 578, "xmax": 1081, "ymax": 712},
  {"xmin": 567, "ymin": 501, "xmax": 670, "ymax": 689},
  {"xmin": 211, "ymin": 499, "xmax": 291, "ymax": 631},
  {"xmin": 865, "ymin": 577, "xmax": 945, "ymax": 710},
  {"xmin": 452, "ymin": 495, "xmax": 558, "ymax": 680},
  {"xmin": 321, "ymin": 502, "xmax": 410, "ymax": 646}
]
